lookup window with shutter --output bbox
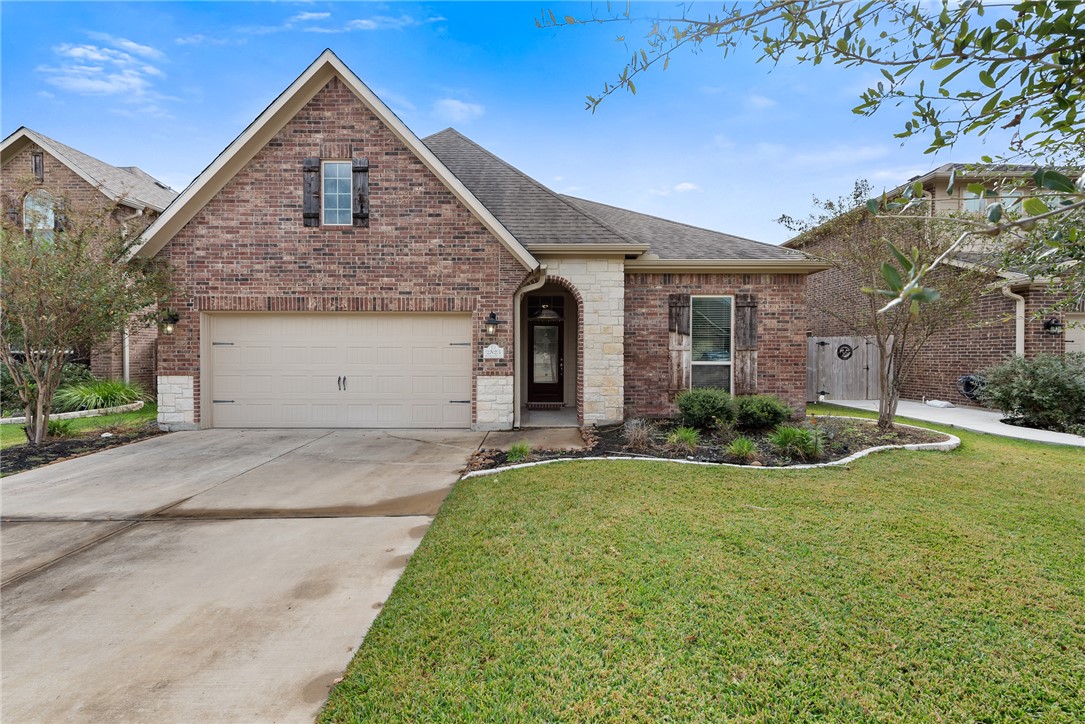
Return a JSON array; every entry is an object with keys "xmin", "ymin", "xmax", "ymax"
[
  {"xmin": 31, "ymin": 151, "xmax": 44, "ymax": 182},
  {"xmin": 322, "ymin": 160, "xmax": 352, "ymax": 226},
  {"xmin": 691, "ymin": 296, "xmax": 733, "ymax": 391}
]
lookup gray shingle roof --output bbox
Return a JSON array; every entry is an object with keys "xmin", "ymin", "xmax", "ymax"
[
  {"xmin": 423, "ymin": 128, "xmax": 627, "ymax": 246},
  {"xmin": 11, "ymin": 128, "xmax": 178, "ymax": 212},
  {"xmin": 424, "ymin": 128, "xmax": 800, "ymax": 261},
  {"xmin": 560, "ymin": 195, "xmax": 803, "ymax": 261}
]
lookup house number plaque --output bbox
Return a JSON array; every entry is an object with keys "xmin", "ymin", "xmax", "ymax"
[{"xmin": 483, "ymin": 344, "xmax": 505, "ymax": 360}]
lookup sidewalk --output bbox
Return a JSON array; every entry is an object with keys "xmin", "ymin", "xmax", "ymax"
[{"xmin": 826, "ymin": 399, "xmax": 1085, "ymax": 448}]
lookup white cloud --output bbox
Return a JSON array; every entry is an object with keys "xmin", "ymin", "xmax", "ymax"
[
  {"xmin": 86, "ymin": 32, "xmax": 164, "ymax": 59},
  {"xmin": 433, "ymin": 98, "xmax": 484, "ymax": 123},
  {"xmin": 745, "ymin": 94, "xmax": 777, "ymax": 110},
  {"xmin": 291, "ymin": 12, "xmax": 331, "ymax": 22},
  {"xmin": 650, "ymin": 182, "xmax": 702, "ymax": 196},
  {"xmin": 39, "ymin": 35, "xmax": 172, "ymax": 116},
  {"xmin": 174, "ymin": 33, "xmax": 239, "ymax": 47}
]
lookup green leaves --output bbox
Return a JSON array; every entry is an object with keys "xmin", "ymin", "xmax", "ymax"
[
  {"xmin": 1034, "ymin": 169, "xmax": 1077, "ymax": 194},
  {"xmin": 1022, "ymin": 196, "xmax": 1049, "ymax": 216}
]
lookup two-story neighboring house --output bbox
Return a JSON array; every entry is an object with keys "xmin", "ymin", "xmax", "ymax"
[
  {"xmin": 785, "ymin": 163, "xmax": 1085, "ymax": 407},
  {"xmin": 1, "ymin": 128, "xmax": 178, "ymax": 394}
]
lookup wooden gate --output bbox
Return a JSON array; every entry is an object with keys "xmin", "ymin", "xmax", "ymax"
[{"xmin": 806, "ymin": 336, "xmax": 881, "ymax": 402}]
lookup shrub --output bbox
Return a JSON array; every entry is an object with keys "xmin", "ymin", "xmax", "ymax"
[
  {"xmin": 1, "ymin": 362, "xmax": 94, "ymax": 415},
  {"xmin": 727, "ymin": 436, "xmax": 759, "ymax": 463},
  {"xmin": 666, "ymin": 426, "xmax": 701, "ymax": 454},
  {"xmin": 733, "ymin": 394, "xmax": 793, "ymax": 430},
  {"xmin": 506, "ymin": 442, "xmax": 532, "ymax": 463},
  {"xmin": 979, "ymin": 353, "xmax": 1085, "ymax": 432},
  {"xmin": 47, "ymin": 418, "xmax": 75, "ymax": 438},
  {"xmin": 622, "ymin": 418, "xmax": 655, "ymax": 452},
  {"xmin": 54, "ymin": 379, "xmax": 149, "ymax": 412},
  {"xmin": 675, "ymin": 388, "xmax": 734, "ymax": 429},
  {"xmin": 769, "ymin": 424, "xmax": 824, "ymax": 461}
]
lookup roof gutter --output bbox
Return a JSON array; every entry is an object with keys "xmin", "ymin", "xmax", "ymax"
[{"xmin": 624, "ymin": 258, "xmax": 831, "ymax": 274}]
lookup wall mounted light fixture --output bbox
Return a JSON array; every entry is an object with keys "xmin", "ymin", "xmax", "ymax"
[
  {"xmin": 483, "ymin": 311, "xmax": 505, "ymax": 337},
  {"xmin": 160, "ymin": 310, "xmax": 181, "ymax": 336}
]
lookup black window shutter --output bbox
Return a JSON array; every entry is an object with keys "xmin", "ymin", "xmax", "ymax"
[
  {"xmin": 302, "ymin": 157, "xmax": 320, "ymax": 227},
  {"xmin": 352, "ymin": 157, "xmax": 369, "ymax": 227}
]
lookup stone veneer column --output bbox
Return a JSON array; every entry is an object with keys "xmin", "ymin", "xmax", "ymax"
[
  {"xmin": 544, "ymin": 258, "xmax": 625, "ymax": 425},
  {"xmin": 157, "ymin": 375, "xmax": 197, "ymax": 431},
  {"xmin": 475, "ymin": 375, "xmax": 514, "ymax": 431}
]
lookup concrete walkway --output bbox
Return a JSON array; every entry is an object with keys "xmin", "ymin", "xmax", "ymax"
[
  {"xmin": 828, "ymin": 399, "xmax": 1085, "ymax": 447},
  {"xmin": 1, "ymin": 429, "xmax": 486, "ymax": 723}
]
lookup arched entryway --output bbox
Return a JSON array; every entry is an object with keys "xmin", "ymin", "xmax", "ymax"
[{"xmin": 518, "ymin": 278, "xmax": 582, "ymax": 427}]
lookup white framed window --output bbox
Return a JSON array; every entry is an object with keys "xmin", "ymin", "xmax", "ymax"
[
  {"xmin": 321, "ymin": 161, "xmax": 352, "ymax": 226},
  {"xmin": 691, "ymin": 295, "xmax": 733, "ymax": 391},
  {"xmin": 963, "ymin": 186, "xmax": 1022, "ymax": 213},
  {"xmin": 23, "ymin": 190, "xmax": 55, "ymax": 242}
]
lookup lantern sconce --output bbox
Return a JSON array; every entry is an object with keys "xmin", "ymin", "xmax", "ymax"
[
  {"xmin": 1043, "ymin": 318, "xmax": 1064, "ymax": 336},
  {"xmin": 160, "ymin": 310, "xmax": 181, "ymax": 336},
  {"xmin": 483, "ymin": 311, "xmax": 505, "ymax": 337}
]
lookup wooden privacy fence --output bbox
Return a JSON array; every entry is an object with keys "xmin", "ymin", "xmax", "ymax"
[{"xmin": 806, "ymin": 336, "xmax": 882, "ymax": 402}]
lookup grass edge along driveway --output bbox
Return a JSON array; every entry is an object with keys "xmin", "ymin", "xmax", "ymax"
[{"xmin": 322, "ymin": 405, "xmax": 1083, "ymax": 722}]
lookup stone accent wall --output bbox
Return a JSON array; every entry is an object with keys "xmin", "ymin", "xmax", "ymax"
[
  {"xmin": 625, "ymin": 273, "xmax": 808, "ymax": 417},
  {"xmin": 155, "ymin": 77, "xmax": 530, "ymax": 427},
  {"xmin": 542, "ymin": 258, "xmax": 625, "ymax": 425},
  {"xmin": 157, "ymin": 375, "xmax": 196, "ymax": 430},
  {"xmin": 475, "ymin": 375, "xmax": 514, "ymax": 431}
]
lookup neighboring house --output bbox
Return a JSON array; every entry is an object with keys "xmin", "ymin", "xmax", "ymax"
[
  {"xmin": 132, "ymin": 50, "xmax": 826, "ymax": 432},
  {"xmin": 785, "ymin": 163, "xmax": 1085, "ymax": 406},
  {"xmin": 0, "ymin": 128, "xmax": 178, "ymax": 394}
]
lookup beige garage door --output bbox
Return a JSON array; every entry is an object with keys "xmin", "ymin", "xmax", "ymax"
[{"xmin": 209, "ymin": 314, "xmax": 473, "ymax": 428}]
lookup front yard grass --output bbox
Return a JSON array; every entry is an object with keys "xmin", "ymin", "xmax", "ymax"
[
  {"xmin": 0, "ymin": 403, "xmax": 158, "ymax": 450},
  {"xmin": 322, "ymin": 406, "xmax": 1084, "ymax": 722}
]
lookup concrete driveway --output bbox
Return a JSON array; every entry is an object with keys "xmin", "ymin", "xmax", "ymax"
[{"xmin": 1, "ymin": 428, "xmax": 485, "ymax": 723}]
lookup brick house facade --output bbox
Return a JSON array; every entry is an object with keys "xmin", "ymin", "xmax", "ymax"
[
  {"xmin": 134, "ymin": 51, "xmax": 825, "ymax": 431},
  {"xmin": 1, "ymin": 129, "xmax": 177, "ymax": 394},
  {"xmin": 786, "ymin": 166, "xmax": 1084, "ymax": 407}
]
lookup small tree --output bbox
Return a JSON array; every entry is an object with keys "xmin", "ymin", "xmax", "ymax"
[
  {"xmin": 782, "ymin": 180, "xmax": 992, "ymax": 430},
  {"xmin": 0, "ymin": 184, "xmax": 171, "ymax": 444}
]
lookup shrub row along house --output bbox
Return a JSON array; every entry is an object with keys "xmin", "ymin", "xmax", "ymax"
[
  {"xmin": 785, "ymin": 165, "xmax": 1085, "ymax": 407},
  {"xmin": 0, "ymin": 128, "xmax": 178, "ymax": 395}
]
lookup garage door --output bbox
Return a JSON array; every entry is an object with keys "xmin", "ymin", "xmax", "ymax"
[{"xmin": 209, "ymin": 314, "xmax": 473, "ymax": 428}]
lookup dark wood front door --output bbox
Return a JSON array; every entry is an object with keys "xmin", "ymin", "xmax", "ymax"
[{"xmin": 528, "ymin": 320, "xmax": 564, "ymax": 404}]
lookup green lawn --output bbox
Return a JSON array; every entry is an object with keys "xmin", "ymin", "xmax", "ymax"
[
  {"xmin": 322, "ymin": 406, "xmax": 1084, "ymax": 722},
  {"xmin": 0, "ymin": 403, "xmax": 158, "ymax": 450}
]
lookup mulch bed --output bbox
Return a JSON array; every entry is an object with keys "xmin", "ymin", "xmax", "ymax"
[
  {"xmin": 1, "ymin": 422, "xmax": 164, "ymax": 476},
  {"xmin": 466, "ymin": 416, "xmax": 949, "ymax": 472}
]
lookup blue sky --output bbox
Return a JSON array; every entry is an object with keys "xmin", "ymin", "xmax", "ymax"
[{"xmin": 2, "ymin": 1, "xmax": 1020, "ymax": 244}]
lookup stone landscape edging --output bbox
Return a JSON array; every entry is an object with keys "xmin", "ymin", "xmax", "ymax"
[
  {"xmin": 0, "ymin": 400, "xmax": 145, "ymax": 425},
  {"xmin": 461, "ymin": 419, "xmax": 960, "ymax": 480}
]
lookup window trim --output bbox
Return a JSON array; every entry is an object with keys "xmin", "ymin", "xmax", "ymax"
[
  {"xmin": 320, "ymin": 159, "xmax": 352, "ymax": 227},
  {"xmin": 690, "ymin": 294, "xmax": 735, "ymax": 392}
]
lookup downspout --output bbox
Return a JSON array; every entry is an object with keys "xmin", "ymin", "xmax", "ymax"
[
  {"xmin": 1002, "ymin": 285, "xmax": 1026, "ymax": 357},
  {"xmin": 123, "ymin": 328, "xmax": 130, "ymax": 383},
  {"xmin": 513, "ymin": 266, "xmax": 548, "ymax": 428},
  {"xmin": 117, "ymin": 207, "xmax": 143, "ymax": 385}
]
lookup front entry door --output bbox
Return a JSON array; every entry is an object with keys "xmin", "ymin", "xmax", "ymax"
[{"xmin": 528, "ymin": 321, "xmax": 564, "ymax": 404}]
